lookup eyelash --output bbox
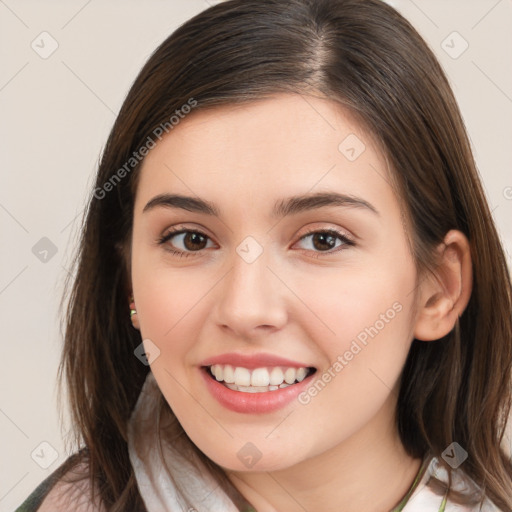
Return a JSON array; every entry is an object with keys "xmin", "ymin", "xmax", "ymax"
[{"xmin": 157, "ymin": 227, "xmax": 355, "ymax": 259}]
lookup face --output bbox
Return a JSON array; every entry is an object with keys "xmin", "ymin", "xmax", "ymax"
[{"xmin": 130, "ymin": 93, "xmax": 419, "ymax": 473}]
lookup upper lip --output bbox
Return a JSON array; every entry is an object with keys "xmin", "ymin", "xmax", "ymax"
[{"xmin": 199, "ymin": 352, "xmax": 315, "ymax": 370}]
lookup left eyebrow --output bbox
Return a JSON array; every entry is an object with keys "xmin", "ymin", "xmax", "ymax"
[
  {"xmin": 271, "ymin": 192, "xmax": 379, "ymax": 218},
  {"xmin": 142, "ymin": 191, "xmax": 379, "ymax": 218}
]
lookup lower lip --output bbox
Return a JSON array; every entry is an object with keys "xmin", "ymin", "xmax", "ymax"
[{"xmin": 200, "ymin": 367, "xmax": 316, "ymax": 414}]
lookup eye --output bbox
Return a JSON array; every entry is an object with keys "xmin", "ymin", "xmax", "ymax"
[
  {"xmin": 295, "ymin": 228, "xmax": 354, "ymax": 256},
  {"xmin": 157, "ymin": 226, "xmax": 355, "ymax": 259},
  {"xmin": 157, "ymin": 228, "xmax": 215, "ymax": 257}
]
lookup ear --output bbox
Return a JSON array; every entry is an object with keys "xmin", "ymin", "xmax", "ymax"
[
  {"xmin": 129, "ymin": 293, "xmax": 140, "ymax": 330},
  {"xmin": 413, "ymin": 230, "xmax": 472, "ymax": 341}
]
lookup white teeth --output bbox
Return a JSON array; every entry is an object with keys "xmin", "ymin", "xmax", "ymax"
[
  {"xmin": 223, "ymin": 364, "xmax": 235, "ymax": 384},
  {"xmin": 269, "ymin": 367, "xmax": 284, "ymax": 385},
  {"xmin": 208, "ymin": 364, "xmax": 312, "ymax": 390},
  {"xmin": 284, "ymin": 368, "xmax": 297, "ymax": 384},
  {"xmin": 233, "ymin": 367, "xmax": 251, "ymax": 386},
  {"xmin": 224, "ymin": 382, "xmax": 293, "ymax": 393},
  {"xmin": 296, "ymin": 367, "xmax": 307, "ymax": 382},
  {"xmin": 251, "ymin": 368, "xmax": 270, "ymax": 387},
  {"xmin": 213, "ymin": 364, "xmax": 223, "ymax": 381}
]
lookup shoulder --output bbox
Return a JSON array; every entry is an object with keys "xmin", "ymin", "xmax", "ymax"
[
  {"xmin": 15, "ymin": 454, "xmax": 106, "ymax": 512},
  {"xmin": 37, "ymin": 460, "xmax": 106, "ymax": 512}
]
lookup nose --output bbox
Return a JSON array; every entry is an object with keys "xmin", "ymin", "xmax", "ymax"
[{"xmin": 212, "ymin": 247, "xmax": 288, "ymax": 340}]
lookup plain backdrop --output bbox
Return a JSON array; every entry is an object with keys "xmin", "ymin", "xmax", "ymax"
[{"xmin": 1, "ymin": 0, "xmax": 511, "ymax": 510}]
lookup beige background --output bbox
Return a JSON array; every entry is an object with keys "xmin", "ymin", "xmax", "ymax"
[{"xmin": 1, "ymin": 0, "xmax": 511, "ymax": 509}]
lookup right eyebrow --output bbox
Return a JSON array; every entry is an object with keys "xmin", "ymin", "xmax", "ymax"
[{"xmin": 143, "ymin": 194, "xmax": 220, "ymax": 216}]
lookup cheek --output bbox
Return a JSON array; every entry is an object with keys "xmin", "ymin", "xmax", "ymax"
[
  {"xmin": 290, "ymin": 249, "xmax": 417, "ymax": 420},
  {"xmin": 132, "ymin": 266, "xmax": 208, "ymax": 351},
  {"xmin": 131, "ymin": 265, "xmax": 211, "ymax": 419},
  {"xmin": 286, "ymin": 269, "xmax": 416, "ymax": 452},
  {"xmin": 291, "ymin": 256, "xmax": 416, "ymax": 353}
]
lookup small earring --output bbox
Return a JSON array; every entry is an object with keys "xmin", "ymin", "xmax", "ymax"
[
  {"xmin": 129, "ymin": 295, "xmax": 140, "ymax": 329},
  {"xmin": 129, "ymin": 295, "xmax": 137, "ymax": 318}
]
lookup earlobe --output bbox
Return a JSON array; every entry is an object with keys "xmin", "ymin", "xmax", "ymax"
[
  {"xmin": 129, "ymin": 294, "xmax": 140, "ymax": 330},
  {"xmin": 413, "ymin": 230, "xmax": 472, "ymax": 341}
]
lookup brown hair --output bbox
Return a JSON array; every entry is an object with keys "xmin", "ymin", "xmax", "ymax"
[{"xmin": 59, "ymin": 0, "xmax": 512, "ymax": 509}]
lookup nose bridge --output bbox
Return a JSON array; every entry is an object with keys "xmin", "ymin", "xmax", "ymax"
[{"xmin": 213, "ymin": 240, "xmax": 287, "ymax": 336}]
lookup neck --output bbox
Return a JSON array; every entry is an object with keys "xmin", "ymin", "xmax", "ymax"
[{"xmin": 225, "ymin": 395, "xmax": 423, "ymax": 512}]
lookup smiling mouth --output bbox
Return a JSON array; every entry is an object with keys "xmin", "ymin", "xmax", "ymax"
[{"xmin": 203, "ymin": 364, "xmax": 317, "ymax": 393}]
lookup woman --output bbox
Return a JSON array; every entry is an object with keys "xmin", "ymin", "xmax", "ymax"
[{"xmin": 16, "ymin": 0, "xmax": 512, "ymax": 510}]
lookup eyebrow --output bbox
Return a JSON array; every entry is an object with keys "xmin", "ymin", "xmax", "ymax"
[{"xmin": 142, "ymin": 191, "xmax": 379, "ymax": 217}]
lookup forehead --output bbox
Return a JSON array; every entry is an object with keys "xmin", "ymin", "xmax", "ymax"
[{"xmin": 134, "ymin": 93, "xmax": 394, "ymax": 216}]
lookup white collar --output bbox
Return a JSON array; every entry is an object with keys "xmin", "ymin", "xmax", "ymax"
[{"xmin": 127, "ymin": 371, "xmax": 240, "ymax": 512}]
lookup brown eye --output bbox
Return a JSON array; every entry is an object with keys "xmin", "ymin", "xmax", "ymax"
[
  {"xmin": 296, "ymin": 229, "xmax": 355, "ymax": 255},
  {"xmin": 310, "ymin": 232, "xmax": 338, "ymax": 251},
  {"xmin": 158, "ymin": 229, "xmax": 214, "ymax": 255},
  {"xmin": 182, "ymin": 232, "xmax": 208, "ymax": 251}
]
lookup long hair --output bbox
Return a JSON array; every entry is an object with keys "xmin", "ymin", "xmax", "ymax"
[{"xmin": 59, "ymin": 0, "xmax": 512, "ymax": 509}]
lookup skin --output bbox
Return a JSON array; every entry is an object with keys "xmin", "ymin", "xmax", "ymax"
[{"xmin": 129, "ymin": 93, "xmax": 472, "ymax": 512}]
